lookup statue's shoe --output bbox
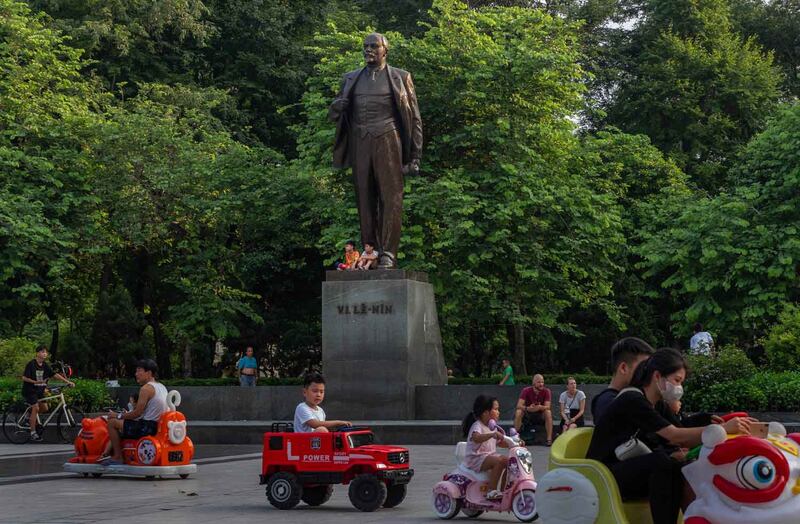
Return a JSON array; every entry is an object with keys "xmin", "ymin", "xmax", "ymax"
[{"xmin": 378, "ymin": 252, "xmax": 396, "ymax": 269}]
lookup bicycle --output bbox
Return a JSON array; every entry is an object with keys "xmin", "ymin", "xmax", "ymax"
[{"xmin": 2, "ymin": 385, "xmax": 84, "ymax": 444}]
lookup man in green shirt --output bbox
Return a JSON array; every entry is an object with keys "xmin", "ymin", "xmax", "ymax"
[{"xmin": 499, "ymin": 358, "xmax": 515, "ymax": 385}]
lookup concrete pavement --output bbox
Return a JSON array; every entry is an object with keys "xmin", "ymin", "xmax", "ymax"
[{"xmin": 0, "ymin": 444, "xmax": 551, "ymax": 523}]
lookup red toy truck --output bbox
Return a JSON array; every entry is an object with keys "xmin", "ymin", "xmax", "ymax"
[{"xmin": 261, "ymin": 423, "xmax": 414, "ymax": 512}]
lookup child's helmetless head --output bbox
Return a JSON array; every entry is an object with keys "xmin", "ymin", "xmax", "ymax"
[{"xmin": 303, "ymin": 371, "xmax": 326, "ymax": 406}]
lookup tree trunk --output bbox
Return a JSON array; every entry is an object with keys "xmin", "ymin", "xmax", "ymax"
[
  {"xmin": 49, "ymin": 320, "xmax": 59, "ymax": 358},
  {"xmin": 469, "ymin": 322, "xmax": 483, "ymax": 377},
  {"xmin": 139, "ymin": 249, "xmax": 173, "ymax": 378},
  {"xmin": 182, "ymin": 341, "xmax": 192, "ymax": 378},
  {"xmin": 507, "ymin": 321, "xmax": 527, "ymax": 376}
]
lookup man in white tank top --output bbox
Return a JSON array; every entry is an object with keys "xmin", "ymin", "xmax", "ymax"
[{"xmin": 97, "ymin": 359, "xmax": 168, "ymax": 465}]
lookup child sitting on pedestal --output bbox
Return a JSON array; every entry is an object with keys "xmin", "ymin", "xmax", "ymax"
[
  {"xmin": 336, "ymin": 240, "xmax": 360, "ymax": 270},
  {"xmin": 356, "ymin": 241, "xmax": 379, "ymax": 270}
]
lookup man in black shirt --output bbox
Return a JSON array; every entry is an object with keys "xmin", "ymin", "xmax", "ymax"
[
  {"xmin": 21, "ymin": 345, "xmax": 74, "ymax": 440},
  {"xmin": 591, "ymin": 337, "xmax": 654, "ymax": 424},
  {"xmin": 586, "ymin": 388, "xmax": 671, "ymax": 463}
]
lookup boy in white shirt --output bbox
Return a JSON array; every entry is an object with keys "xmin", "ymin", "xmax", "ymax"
[{"xmin": 293, "ymin": 372, "xmax": 351, "ymax": 433}]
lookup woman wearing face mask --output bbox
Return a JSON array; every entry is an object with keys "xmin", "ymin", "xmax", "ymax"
[{"xmin": 586, "ymin": 348, "xmax": 752, "ymax": 524}]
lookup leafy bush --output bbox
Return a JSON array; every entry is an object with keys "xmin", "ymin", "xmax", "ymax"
[
  {"xmin": 0, "ymin": 338, "xmax": 37, "ymax": 377},
  {"xmin": 686, "ymin": 378, "xmax": 769, "ymax": 412},
  {"xmin": 685, "ymin": 345, "xmax": 756, "ymax": 391},
  {"xmin": 116, "ymin": 377, "xmax": 304, "ymax": 387},
  {"xmin": 448, "ymin": 374, "xmax": 611, "ymax": 385},
  {"xmin": 112, "ymin": 374, "xmax": 610, "ymax": 387},
  {"xmin": 764, "ymin": 304, "xmax": 800, "ymax": 371},
  {"xmin": 0, "ymin": 378, "xmax": 112, "ymax": 412},
  {"xmin": 684, "ymin": 371, "xmax": 800, "ymax": 412}
]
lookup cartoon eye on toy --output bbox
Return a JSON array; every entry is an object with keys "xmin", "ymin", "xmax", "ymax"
[
  {"xmin": 736, "ymin": 456, "xmax": 776, "ymax": 489},
  {"xmin": 708, "ymin": 436, "xmax": 789, "ymax": 504}
]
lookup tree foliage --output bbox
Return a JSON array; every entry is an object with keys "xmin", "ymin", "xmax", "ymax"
[
  {"xmin": 637, "ymin": 104, "xmax": 800, "ymax": 341},
  {"xmin": 296, "ymin": 0, "xmax": 627, "ymax": 371},
  {"xmin": 2, "ymin": 0, "xmax": 799, "ymax": 378},
  {"xmin": 605, "ymin": 0, "xmax": 782, "ymax": 190}
]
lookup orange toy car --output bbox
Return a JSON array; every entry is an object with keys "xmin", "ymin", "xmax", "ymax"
[{"xmin": 63, "ymin": 390, "xmax": 197, "ymax": 479}]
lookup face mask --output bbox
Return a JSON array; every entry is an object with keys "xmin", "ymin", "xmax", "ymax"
[{"xmin": 659, "ymin": 378, "xmax": 684, "ymax": 402}]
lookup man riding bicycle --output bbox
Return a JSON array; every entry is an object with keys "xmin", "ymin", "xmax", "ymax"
[
  {"xmin": 97, "ymin": 359, "xmax": 167, "ymax": 465},
  {"xmin": 21, "ymin": 345, "xmax": 75, "ymax": 441}
]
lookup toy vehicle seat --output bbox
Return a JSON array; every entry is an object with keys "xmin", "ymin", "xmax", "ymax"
[
  {"xmin": 453, "ymin": 441, "xmax": 490, "ymax": 482},
  {"xmin": 549, "ymin": 427, "xmax": 659, "ymax": 524},
  {"xmin": 455, "ymin": 441, "xmax": 467, "ymax": 465}
]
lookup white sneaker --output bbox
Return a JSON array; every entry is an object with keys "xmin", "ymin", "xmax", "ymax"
[{"xmin": 30, "ymin": 433, "xmax": 42, "ymax": 441}]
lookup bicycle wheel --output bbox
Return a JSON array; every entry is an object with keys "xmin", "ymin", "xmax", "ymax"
[
  {"xmin": 3, "ymin": 404, "xmax": 32, "ymax": 444},
  {"xmin": 57, "ymin": 405, "xmax": 84, "ymax": 443}
]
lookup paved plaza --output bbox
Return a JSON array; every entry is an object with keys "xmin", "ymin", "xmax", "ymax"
[{"xmin": 0, "ymin": 443, "xmax": 550, "ymax": 523}]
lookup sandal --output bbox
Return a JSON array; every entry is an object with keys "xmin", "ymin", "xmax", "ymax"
[
  {"xmin": 546, "ymin": 439, "xmax": 553, "ymax": 447},
  {"xmin": 486, "ymin": 489, "xmax": 503, "ymax": 500}
]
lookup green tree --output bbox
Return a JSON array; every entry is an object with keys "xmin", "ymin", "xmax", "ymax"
[
  {"xmin": 296, "ymin": 0, "xmax": 627, "ymax": 374},
  {"xmin": 730, "ymin": 0, "xmax": 800, "ymax": 98},
  {"xmin": 27, "ymin": 0, "xmax": 213, "ymax": 92},
  {"xmin": 637, "ymin": 103, "xmax": 800, "ymax": 343},
  {"xmin": 606, "ymin": 0, "xmax": 782, "ymax": 190},
  {"xmin": 0, "ymin": 0, "xmax": 108, "ymax": 354},
  {"xmin": 90, "ymin": 84, "xmax": 269, "ymax": 376}
]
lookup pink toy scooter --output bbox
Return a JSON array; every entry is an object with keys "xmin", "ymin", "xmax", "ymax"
[{"xmin": 432, "ymin": 420, "xmax": 538, "ymax": 521}]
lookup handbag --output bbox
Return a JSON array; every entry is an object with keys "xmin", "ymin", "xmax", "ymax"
[{"xmin": 612, "ymin": 388, "xmax": 653, "ymax": 461}]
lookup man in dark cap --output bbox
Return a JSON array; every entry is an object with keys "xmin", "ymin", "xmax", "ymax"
[{"xmin": 329, "ymin": 32, "xmax": 423, "ymax": 269}]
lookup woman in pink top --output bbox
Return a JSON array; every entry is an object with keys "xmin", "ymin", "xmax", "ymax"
[{"xmin": 461, "ymin": 395, "xmax": 510, "ymax": 500}]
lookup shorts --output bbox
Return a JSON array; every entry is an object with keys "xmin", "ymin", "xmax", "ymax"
[
  {"xmin": 522, "ymin": 411, "xmax": 547, "ymax": 427},
  {"xmin": 122, "ymin": 419, "xmax": 159, "ymax": 439},
  {"xmin": 23, "ymin": 389, "xmax": 44, "ymax": 406},
  {"xmin": 566, "ymin": 408, "xmax": 585, "ymax": 427}
]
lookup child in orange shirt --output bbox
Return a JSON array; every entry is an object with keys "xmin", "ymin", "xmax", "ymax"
[{"xmin": 336, "ymin": 240, "xmax": 360, "ymax": 270}]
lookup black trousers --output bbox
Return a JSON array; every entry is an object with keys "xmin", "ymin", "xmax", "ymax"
[
  {"xmin": 609, "ymin": 452, "xmax": 683, "ymax": 524},
  {"xmin": 349, "ymin": 129, "xmax": 404, "ymax": 257}
]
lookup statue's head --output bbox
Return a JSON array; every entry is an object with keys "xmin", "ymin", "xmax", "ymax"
[{"xmin": 363, "ymin": 33, "xmax": 388, "ymax": 68}]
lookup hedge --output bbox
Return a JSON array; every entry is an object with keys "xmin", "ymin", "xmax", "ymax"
[
  {"xmin": 448, "ymin": 373, "xmax": 611, "ymax": 385},
  {"xmin": 115, "ymin": 377, "xmax": 305, "ymax": 387},
  {"xmin": 111, "ymin": 374, "xmax": 610, "ymax": 387},
  {"xmin": 683, "ymin": 371, "xmax": 800, "ymax": 413},
  {"xmin": 5, "ymin": 372, "xmax": 798, "ymax": 412},
  {"xmin": 0, "ymin": 378, "xmax": 112, "ymax": 413}
]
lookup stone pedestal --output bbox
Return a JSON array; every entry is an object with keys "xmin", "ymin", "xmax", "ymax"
[{"xmin": 322, "ymin": 270, "xmax": 447, "ymax": 419}]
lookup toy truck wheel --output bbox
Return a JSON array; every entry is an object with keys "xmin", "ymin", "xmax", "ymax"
[
  {"xmin": 301, "ymin": 485, "xmax": 333, "ymax": 506},
  {"xmin": 348, "ymin": 474, "xmax": 387, "ymax": 512},
  {"xmin": 266, "ymin": 472, "xmax": 303, "ymax": 510},
  {"xmin": 383, "ymin": 484, "xmax": 407, "ymax": 508}
]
